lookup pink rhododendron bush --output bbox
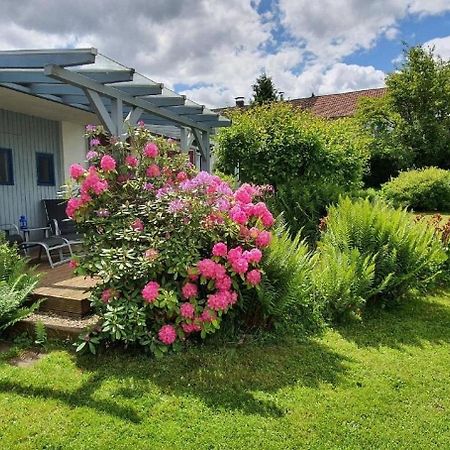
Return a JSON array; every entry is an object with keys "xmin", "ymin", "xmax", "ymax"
[{"xmin": 67, "ymin": 125, "xmax": 276, "ymax": 355}]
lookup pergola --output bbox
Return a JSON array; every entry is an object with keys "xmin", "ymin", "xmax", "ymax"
[{"xmin": 0, "ymin": 48, "xmax": 231, "ymax": 171}]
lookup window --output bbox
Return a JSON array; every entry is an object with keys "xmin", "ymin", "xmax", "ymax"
[
  {"xmin": 36, "ymin": 152, "xmax": 55, "ymax": 186},
  {"xmin": 0, "ymin": 148, "xmax": 14, "ymax": 185}
]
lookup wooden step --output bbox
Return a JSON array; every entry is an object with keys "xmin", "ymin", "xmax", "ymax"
[
  {"xmin": 12, "ymin": 312, "xmax": 100, "ymax": 341},
  {"xmin": 33, "ymin": 288, "xmax": 91, "ymax": 318},
  {"xmin": 33, "ymin": 264, "xmax": 98, "ymax": 318}
]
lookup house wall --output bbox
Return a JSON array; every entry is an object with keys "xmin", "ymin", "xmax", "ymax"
[
  {"xmin": 0, "ymin": 108, "xmax": 63, "ymax": 228},
  {"xmin": 61, "ymin": 121, "xmax": 87, "ymax": 178}
]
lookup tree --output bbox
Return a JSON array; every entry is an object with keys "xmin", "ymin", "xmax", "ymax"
[
  {"xmin": 387, "ymin": 45, "xmax": 450, "ymax": 169},
  {"xmin": 251, "ymin": 73, "xmax": 280, "ymax": 105},
  {"xmin": 357, "ymin": 45, "xmax": 450, "ymax": 186},
  {"xmin": 216, "ymin": 103, "xmax": 368, "ymax": 238}
]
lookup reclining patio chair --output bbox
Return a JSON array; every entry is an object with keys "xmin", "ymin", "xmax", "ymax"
[
  {"xmin": 1, "ymin": 223, "xmax": 73, "ymax": 269},
  {"xmin": 43, "ymin": 199, "xmax": 83, "ymax": 247}
]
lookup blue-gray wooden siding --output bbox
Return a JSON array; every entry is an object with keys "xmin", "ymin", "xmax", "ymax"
[{"xmin": 0, "ymin": 109, "xmax": 62, "ymax": 228}]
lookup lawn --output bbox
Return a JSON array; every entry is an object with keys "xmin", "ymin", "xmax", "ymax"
[{"xmin": 1, "ymin": 289, "xmax": 449, "ymax": 450}]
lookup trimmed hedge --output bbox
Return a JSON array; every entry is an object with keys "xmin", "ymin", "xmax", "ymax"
[{"xmin": 382, "ymin": 167, "xmax": 450, "ymax": 212}]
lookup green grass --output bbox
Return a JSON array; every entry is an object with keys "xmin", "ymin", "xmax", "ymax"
[{"xmin": 1, "ymin": 290, "xmax": 450, "ymax": 449}]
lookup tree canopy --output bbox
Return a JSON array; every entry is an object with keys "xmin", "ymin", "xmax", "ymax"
[
  {"xmin": 357, "ymin": 45, "xmax": 450, "ymax": 186},
  {"xmin": 251, "ymin": 73, "xmax": 280, "ymax": 105}
]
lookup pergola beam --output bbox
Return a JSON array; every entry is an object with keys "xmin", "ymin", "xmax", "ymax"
[
  {"xmin": 180, "ymin": 127, "xmax": 195, "ymax": 153},
  {"xmin": 185, "ymin": 113, "xmax": 219, "ymax": 122},
  {"xmin": 0, "ymin": 69, "xmax": 135, "ymax": 84},
  {"xmin": 192, "ymin": 128, "xmax": 211, "ymax": 172},
  {"xmin": 84, "ymin": 89, "xmax": 116, "ymax": 134},
  {"xmin": 58, "ymin": 93, "xmax": 187, "ymax": 107},
  {"xmin": 142, "ymin": 95, "xmax": 186, "ymax": 107},
  {"xmin": 29, "ymin": 82, "xmax": 163, "ymax": 97},
  {"xmin": 0, "ymin": 48, "xmax": 97, "ymax": 68},
  {"xmin": 125, "ymin": 107, "xmax": 144, "ymax": 126},
  {"xmin": 166, "ymin": 105, "xmax": 204, "ymax": 115},
  {"xmin": 44, "ymin": 64, "xmax": 210, "ymax": 132}
]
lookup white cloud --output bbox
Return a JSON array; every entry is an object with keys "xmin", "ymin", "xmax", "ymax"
[
  {"xmin": 279, "ymin": 0, "xmax": 407, "ymax": 63},
  {"xmin": 409, "ymin": 0, "xmax": 450, "ymax": 15},
  {"xmin": 0, "ymin": 0, "xmax": 448, "ymax": 107},
  {"xmin": 423, "ymin": 35, "xmax": 450, "ymax": 59}
]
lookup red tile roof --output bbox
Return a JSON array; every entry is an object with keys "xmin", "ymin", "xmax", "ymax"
[
  {"xmin": 287, "ymin": 87, "xmax": 387, "ymax": 118},
  {"xmin": 215, "ymin": 87, "xmax": 387, "ymax": 119}
]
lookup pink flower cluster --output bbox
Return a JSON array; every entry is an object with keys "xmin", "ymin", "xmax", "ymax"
[
  {"xmin": 69, "ymin": 163, "xmax": 85, "ymax": 180},
  {"xmin": 66, "ymin": 197, "xmax": 84, "ymax": 218},
  {"xmin": 182, "ymin": 282, "xmax": 198, "ymax": 299},
  {"xmin": 180, "ymin": 171, "xmax": 232, "ymax": 195},
  {"xmin": 207, "ymin": 290, "xmax": 238, "ymax": 311},
  {"xmin": 125, "ymin": 155, "xmax": 138, "ymax": 167},
  {"xmin": 142, "ymin": 281, "xmax": 160, "ymax": 303},
  {"xmin": 144, "ymin": 142, "xmax": 159, "ymax": 158},
  {"xmin": 132, "ymin": 218, "xmax": 144, "ymax": 231},
  {"xmin": 180, "ymin": 302, "xmax": 195, "ymax": 319},
  {"xmin": 81, "ymin": 167, "xmax": 108, "ymax": 196},
  {"xmin": 147, "ymin": 164, "xmax": 161, "ymax": 178},
  {"xmin": 229, "ymin": 200, "xmax": 274, "ymax": 228},
  {"xmin": 100, "ymin": 155, "xmax": 116, "ymax": 172},
  {"xmin": 101, "ymin": 289, "xmax": 113, "ymax": 304},
  {"xmin": 158, "ymin": 324, "xmax": 177, "ymax": 345}
]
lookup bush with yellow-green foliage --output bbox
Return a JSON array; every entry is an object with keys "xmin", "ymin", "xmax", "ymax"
[
  {"xmin": 215, "ymin": 102, "xmax": 369, "ymax": 238},
  {"xmin": 381, "ymin": 167, "xmax": 450, "ymax": 212}
]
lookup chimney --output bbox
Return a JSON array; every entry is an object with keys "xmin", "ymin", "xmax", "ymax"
[{"xmin": 235, "ymin": 96, "xmax": 245, "ymax": 107}]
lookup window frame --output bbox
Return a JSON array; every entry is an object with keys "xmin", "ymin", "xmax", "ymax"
[
  {"xmin": 0, "ymin": 147, "xmax": 14, "ymax": 186},
  {"xmin": 36, "ymin": 152, "xmax": 56, "ymax": 187}
]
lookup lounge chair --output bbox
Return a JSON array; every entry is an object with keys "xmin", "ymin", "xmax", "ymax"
[
  {"xmin": 42, "ymin": 199, "xmax": 83, "ymax": 247},
  {"xmin": 1, "ymin": 223, "xmax": 73, "ymax": 268}
]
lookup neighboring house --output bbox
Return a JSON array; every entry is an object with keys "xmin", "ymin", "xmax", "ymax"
[
  {"xmin": 216, "ymin": 87, "xmax": 387, "ymax": 119},
  {"xmin": 0, "ymin": 48, "xmax": 230, "ymax": 228}
]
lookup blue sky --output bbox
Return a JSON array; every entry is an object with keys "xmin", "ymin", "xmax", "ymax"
[
  {"xmin": 1, "ymin": 0, "xmax": 450, "ymax": 107},
  {"xmin": 344, "ymin": 10, "xmax": 450, "ymax": 71}
]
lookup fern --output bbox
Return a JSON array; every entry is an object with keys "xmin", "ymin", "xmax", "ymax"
[
  {"xmin": 320, "ymin": 197, "xmax": 447, "ymax": 302},
  {"xmin": 312, "ymin": 245, "xmax": 375, "ymax": 321},
  {"xmin": 256, "ymin": 220, "xmax": 323, "ymax": 334},
  {"xmin": 0, "ymin": 274, "xmax": 41, "ymax": 332},
  {"xmin": 0, "ymin": 238, "xmax": 41, "ymax": 333},
  {"xmin": 34, "ymin": 320, "xmax": 48, "ymax": 346}
]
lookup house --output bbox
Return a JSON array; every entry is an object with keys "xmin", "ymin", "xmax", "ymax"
[
  {"xmin": 0, "ymin": 48, "xmax": 230, "ymax": 229},
  {"xmin": 216, "ymin": 87, "xmax": 387, "ymax": 119}
]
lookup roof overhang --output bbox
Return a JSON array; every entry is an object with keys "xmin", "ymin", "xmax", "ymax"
[
  {"xmin": 0, "ymin": 48, "xmax": 230, "ymax": 170},
  {"xmin": 0, "ymin": 48, "xmax": 230, "ymax": 133}
]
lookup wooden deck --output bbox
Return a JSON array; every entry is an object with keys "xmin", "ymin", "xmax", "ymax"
[{"xmin": 33, "ymin": 264, "xmax": 97, "ymax": 317}]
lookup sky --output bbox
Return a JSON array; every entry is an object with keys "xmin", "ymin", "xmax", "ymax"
[{"xmin": 1, "ymin": 0, "xmax": 450, "ymax": 108}]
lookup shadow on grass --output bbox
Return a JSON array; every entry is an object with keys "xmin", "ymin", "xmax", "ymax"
[
  {"xmin": 86, "ymin": 339, "xmax": 350, "ymax": 419},
  {"xmin": 337, "ymin": 289, "xmax": 450, "ymax": 349},
  {"xmin": 0, "ymin": 339, "xmax": 350, "ymax": 422},
  {"xmin": 134, "ymin": 340, "xmax": 350, "ymax": 417},
  {"xmin": 0, "ymin": 372, "xmax": 142, "ymax": 423}
]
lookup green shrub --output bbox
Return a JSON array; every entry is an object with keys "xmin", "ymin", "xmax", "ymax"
[
  {"xmin": 68, "ymin": 125, "xmax": 277, "ymax": 355},
  {"xmin": 216, "ymin": 103, "xmax": 369, "ymax": 238},
  {"xmin": 382, "ymin": 167, "xmax": 450, "ymax": 211},
  {"xmin": 319, "ymin": 197, "xmax": 447, "ymax": 302},
  {"xmin": 0, "ymin": 233, "xmax": 31, "ymax": 286},
  {"xmin": 312, "ymin": 245, "xmax": 376, "ymax": 321},
  {"xmin": 0, "ymin": 236, "xmax": 40, "ymax": 333}
]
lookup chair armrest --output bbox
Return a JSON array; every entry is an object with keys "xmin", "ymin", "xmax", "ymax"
[
  {"xmin": 0, "ymin": 223, "xmax": 20, "ymax": 234},
  {"xmin": 49, "ymin": 218, "xmax": 60, "ymax": 235}
]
